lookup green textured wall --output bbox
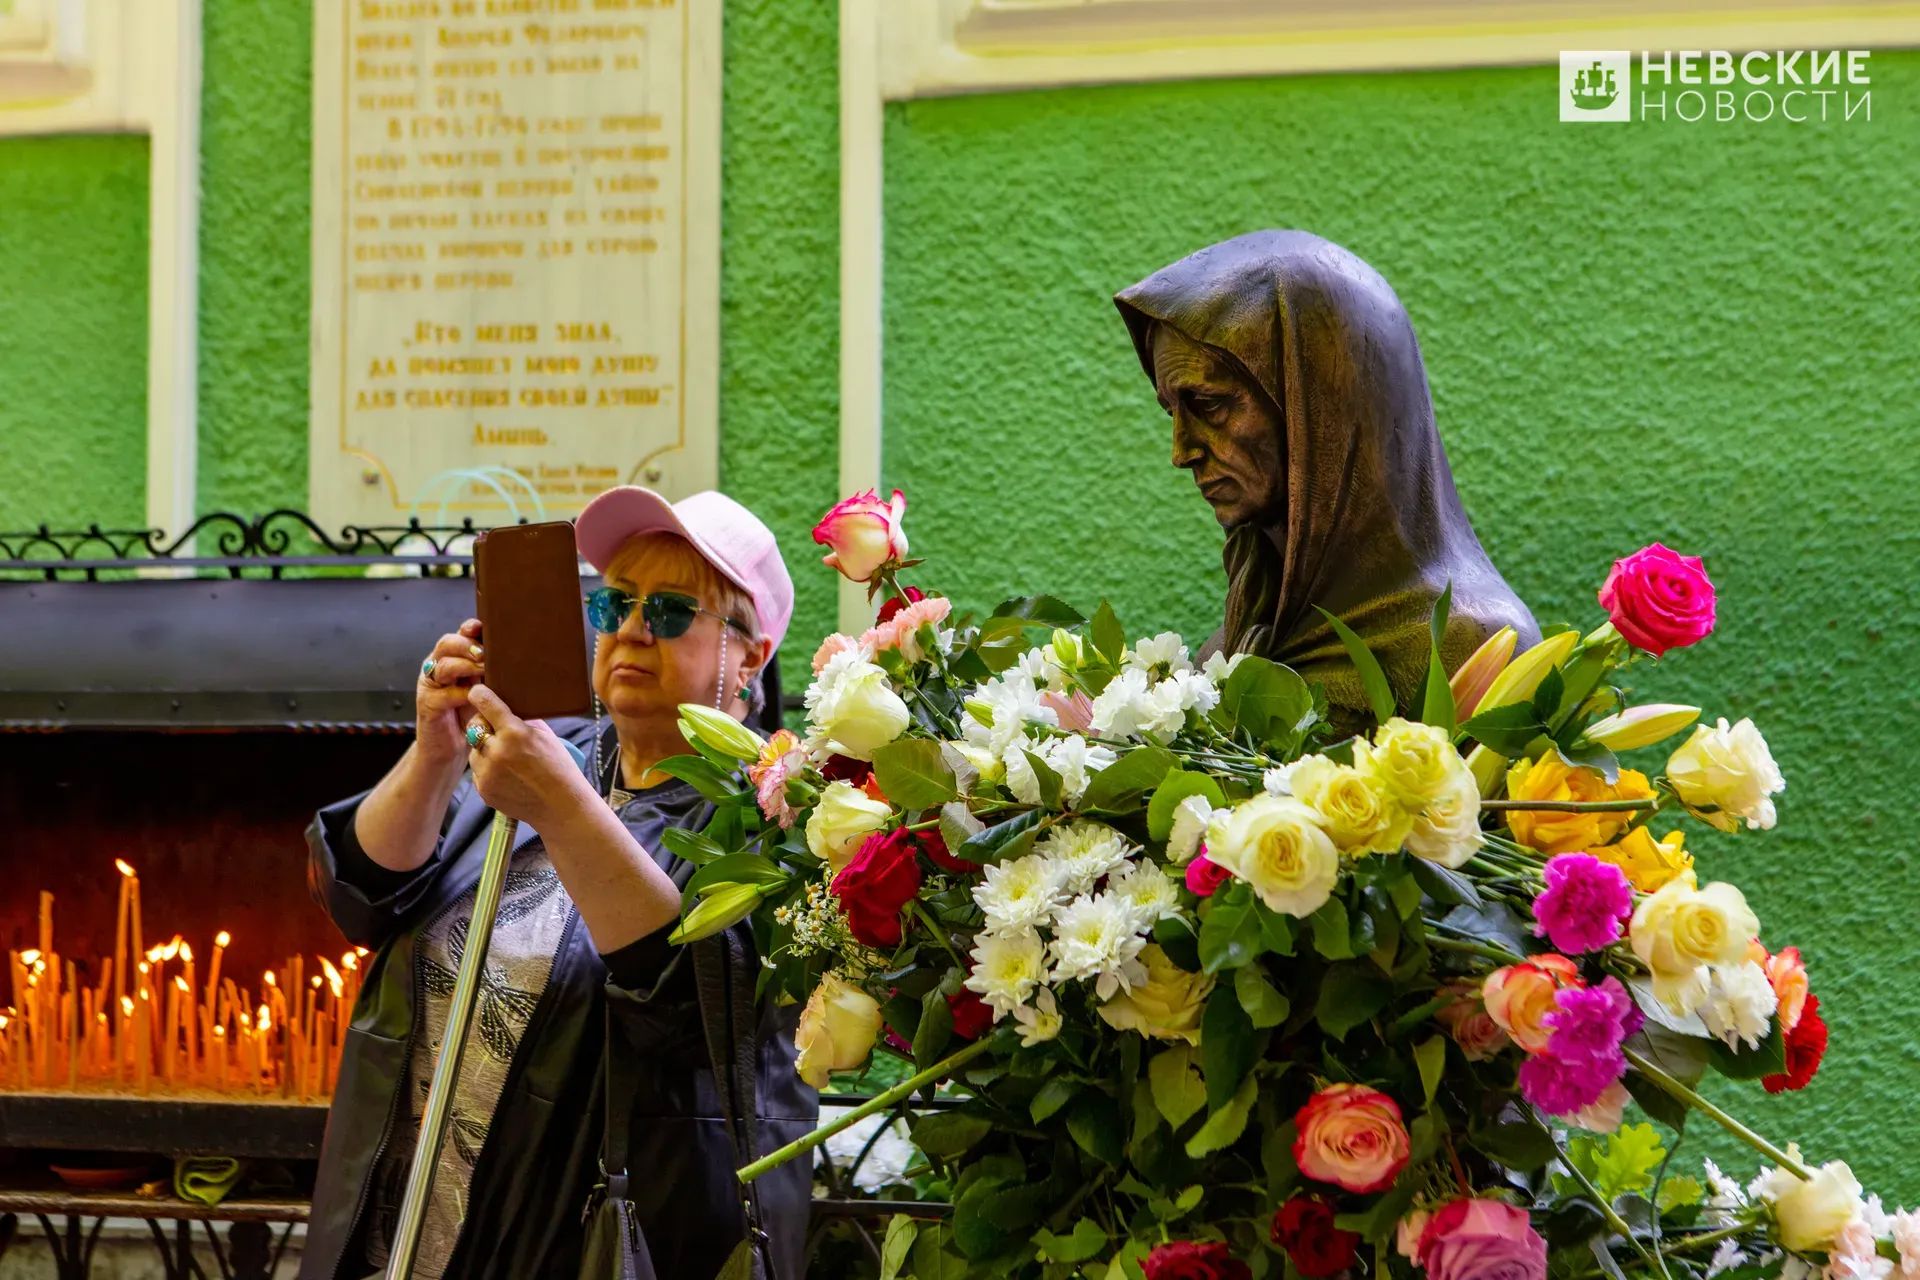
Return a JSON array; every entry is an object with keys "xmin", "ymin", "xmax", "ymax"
[
  {"xmin": 881, "ymin": 59, "xmax": 1920, "ymax": 1197},
  {"xmin": 2, "ymin": 0, "xmax": 1917, "ymax": 1202}
]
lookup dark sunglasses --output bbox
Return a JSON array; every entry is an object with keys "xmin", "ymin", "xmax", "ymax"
[{"xmin": 584, "ymin": 587, "xmax": 752, "ymax": 639}]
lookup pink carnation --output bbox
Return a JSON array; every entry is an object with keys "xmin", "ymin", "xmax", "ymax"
[
  {"xmin": 812, "ymin": 632, "xmax": 858, "ymax": 674},
  {"xmin": 1185, "ymin": 854, "xmax": 1231, "ymax": 897},
  {"xmin": 748, "ymin": 729, "xmax": 806, "ymax": 829},
  {"xmin": 858, "ymin": 595, "xmax": 952, "ymax": 663},
  {"xmin": 1597, "ymin": 543, "xmax": 1716, "ymax": 657},
  {"xmin": 1532, "ymin": 853, "xmax": 1633, "ymax": 954}
]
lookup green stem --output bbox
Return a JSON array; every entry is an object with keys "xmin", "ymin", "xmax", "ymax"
[
  {"xmin": 1623, "ymin": 1047, "xmax": 1814, "ymax": 1180},
  {"xmin": 1427, "ymin": 935, "xmax": 1524, "ymax": 965},
  {"xmin": 1530, "ymin": 1111, "xmax": 1671, "ymax": 1280},
  {"xmin": 910, "ymin": 899, "xmax": 967, "ymax": 970},
  {"xmin": 1480, "ymin": 798, "xmax": 1659, "ymax": 813},
  {"xmin": 737, "ymin": 1037, "xmax": 996, "ymax": 1183}
]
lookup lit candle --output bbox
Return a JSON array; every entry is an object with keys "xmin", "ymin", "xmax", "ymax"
[
  {"xmin": 205, "ymin": 931, "xmax": 229, "ymax": 1022},
  {"xmin": 163, "ymin": 980, "xmax": 180, "ymax": 1084},
  {"xmin": 113, "ymin": 860, "xmax": 134, "ymax": 1030},
  {"xmin": 38, "ymin": 891, "xmax": 52, "ymax": 963},
  {"xmin": 128, "ymin": 872, "xmax": 143, "ymax": 993},
  {"xmin": 179, "ymin": 943, "xmax": 196, "ymax": 1081}
]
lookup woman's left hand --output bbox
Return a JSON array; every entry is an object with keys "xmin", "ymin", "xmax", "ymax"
[{"xmin": 465, "ymin": 684, "xmax": 592, "ymax": 829}]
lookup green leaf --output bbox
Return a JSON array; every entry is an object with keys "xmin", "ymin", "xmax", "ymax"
[
  {"xmin": 914, "ymin": 985, "xmax": 954, "ymax": 1071},
  {"xmin": 910, "ymin": 1111, "xmax": 993, "ymax": 1158},
  {"xmin": 1080, "ymin": 746, "xmax": 1177, "ymax": 814},
  {"xmin": 1148, "ymin": 1045, "xmax": 1207, "ymax": 1129},
  {"xmin": 1066, "ymin": 1092, "xmax": 1124, "ymax": 1165},
  {"xmin": 1474, "ymin": 1119, "xmax": 1558, "ymax": 1171},
  {"xmin": 871, "ymin": 739, "xmax": 961, "ymax": 811},
  {"xmin": 1184, "ymin": 1074, "xmax": 1257, "ymax": 1158},
  {"xmin": 1459, "ymin": 702, "xmax": 1549, "ymax": 756},
  {"xmin": 880, "ymin": 1215, "xmax": 918, "ymax": 1280},
  {"xmin": 957, "ymin": 810, "xmax": 1044, "ymax": 864},
  {"xmin": 653, "ymin": 753, "xmax": 742, "ymax": 802},
  {"xmin": 686, "ymin": 853, "xmax": 788, "ymax": 897},
  {"xmin": 1034, "ymin": 1218, "xmax": 1108, "ymax": 1265},
  {"xmin": 1314, "ymin": 963, "xmax": 1392, "ymax": 1040},
  {"xmin": 1310, "ymin": 896, "xmax": 1355, "ymax": 960},
  {"xmin": 1415, "ymin": 1035, "xmax": 1447, "ymax": 1104},
  {"xmin": 1218, "ymin": 656, "xmax": 1315, "ymax": 746},
  {"xmin": 1421, "ymin": 584, "xmax": 1457, "ymax": 734},
  {"xmin": 1234, "ymin": 966, "xmax": 1290, "ymax": 1029},
  {"xmin": 1589, "ymin": 1123, "xmax": 1666, "ymax": 1200},
  {"xmin": 1408, "ymin": 857, "xmax": 1483, "ymax": 908},
  {"xmin": 1091, "ymin": 600, "xmax": 1126, "ymax": 664},
  {"xmin": 1200, "ymin": 982, "xmax": 1257, "ymax": 1112},
  {"xmin": 1198, "ymin": 881, "xmax": 1263, "ymax": 974},
  {"xmin": 1554, "ymin": 737, "xmax": 1621, "ymax": 785},
  {"xmin": 1021, "ymin": 749, "xmax": 1065, "ymax": 810},
  {"xmin": 1658, "ymin": 1176, "xmax": 1705, "ymax": 1211},
  {"xmin": 1262, "ymin": 1120, "xmax": 1301, "ymax": 1201},
  {"xmin": 1531, "ymin": 665, "xmax": 1565, "ymax": 724},
  {"xmin": 1438, "ymin": 901, "xmax": 1531, "ymax": 960},
  {"xmin": 1315, "ymin": 606, "xmax": 1397, "ymax": 723},
  {"xmin": 659, "ymin": 827, "xmax": 727, "ymax": 867},
  {"xmin": 911, "ymin": 1223, "xmax": 969, "ymax": 1279},
  {"xmin": 1030, "ymin": 1076, "xmax": 1081, "ymax": 1123},
  {"xmin": 1551, "ymin": 642, "xmax": 1613, "ymax": 727},
  {"xmin": 668, "ymin": 882, "xmax": 764, "ymax": 944},
  {"xmin": 1146, "ymin": 770, "xmax": 1227, "ymax": 842},
  {"xmin": 989, "ymin": 594, "xmax": 1086, "ymax": 628}
]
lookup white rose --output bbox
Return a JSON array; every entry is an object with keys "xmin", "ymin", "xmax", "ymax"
[
  {"xmin": 808, "ymin": 656, "xmax": 911, "ymax": 760},
  {"xmin": 1205, "ymin": 794, "xmax": 1340, "ymax": 917},
  {"xmin": 1667, "ymin": 717, "xmax": 1785, "ymax": 832},
  {"xmin": 794, "ymin": 972, "xmax": 883, "ymax": 1089},
  {"xmin": 806, "ymin": 781, "xmax": 891, "ymax": 873},
  {"xmin": 1404, "ymin": 757, "xmax": 1483, "ymax": 869},
  {"xmin": 1772, "ymin": 1160, "xmax": 1863, "ymax": 1252}
]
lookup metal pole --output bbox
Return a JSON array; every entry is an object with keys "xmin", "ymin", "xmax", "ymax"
[{"xmin": 384, "ymin": 810, "xmax": 518, "ymax": 1279}]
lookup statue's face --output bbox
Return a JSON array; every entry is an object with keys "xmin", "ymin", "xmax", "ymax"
[{"xmin": 1150, "ymin": 325, "xmax": 1285, "ymax": 529}]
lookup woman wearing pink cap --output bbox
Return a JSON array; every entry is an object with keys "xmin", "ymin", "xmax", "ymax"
[{"xmin": 300, "ymin": 488, "xmax": 815, "ymax": 1280}]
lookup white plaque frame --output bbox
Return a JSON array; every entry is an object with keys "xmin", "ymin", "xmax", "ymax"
[{"xmin": 309, "ymin": 0, "xmax": 722, "ymax": 528}]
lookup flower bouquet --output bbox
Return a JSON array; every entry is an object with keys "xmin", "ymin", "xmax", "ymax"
[{"xmin": 665, "ymin": 491, "xmax": 1892, "ymax": 1280}]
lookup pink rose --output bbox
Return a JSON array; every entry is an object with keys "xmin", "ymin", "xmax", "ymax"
[
  {"xmin": 1292, "ymin": 1083, "xmax": 1410, "ymax": 1194},
  {"xmin": 1185, "ymin": 854, "xmax": 1232, "ymax": 897},
  {"xmin": 813, "ymin": 489, "xmax": 909, "ymax": 583},
  {"xmin": 1597, "ymin": 543, "xmax": 1716, "ymax": 657},
  {"xmin": 1418, "ymin": 1199, "xmax": 1547, "ymax": 1280}
]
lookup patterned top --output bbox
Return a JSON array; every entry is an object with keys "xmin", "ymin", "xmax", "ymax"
[{"xmin": 365, "ymin": 845, "xmax": 575, "ymax": 1279}]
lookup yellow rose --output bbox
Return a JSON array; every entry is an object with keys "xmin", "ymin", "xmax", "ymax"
[
  {"xmin": 1629, "ymin": 874, "xmax": 1759, "ymax": 1012},
  {"xmin": 1207, "ymin": 794, "xmax": 1340, "ymax": 917},
  {"xmin": 1405, "ymin": 757, "xmax": 1483, "ymax": 870},
  {"xmin": 1503, "ymin": 756, "xmax": 1653, "ymax": 854},
  {"xmin": 1356, "ymin": 717, "xmax": 1458, "ymax": 812},
  {"xmin": 1284, "ymin": 755, "xmax": 1411, "ymax": 855},
  {"xmin": 794, "ymin": 972, "xmax": 884, "ymax": 1088},
  {"xmin": 805, "ymin": 780, "xmax": 891, "ymax": 873},
  {"xmin": 1595, "ymin": 827, "xmax": 1692, "ymax": 893},
  {"xmin": 1096, "ymin": 944, "xmax": 1215, "ymax": 1043},
  {"xmin": 1773, "ymin": 1160, "xmax": 1862, "ymax": 1251}
]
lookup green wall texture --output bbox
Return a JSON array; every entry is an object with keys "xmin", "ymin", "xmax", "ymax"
[{"xmin": 2, "ymin": 0, "xmax": 1918, "ymax": 1200}]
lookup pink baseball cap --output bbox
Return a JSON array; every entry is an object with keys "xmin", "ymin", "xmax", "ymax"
[{"xmin": 574, "ymin": 486, "xmax": 794, "ymax": 650}]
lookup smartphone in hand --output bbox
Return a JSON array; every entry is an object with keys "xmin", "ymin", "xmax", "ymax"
[{"xmin": 472, "ymin": 521, "xmax": 593, "ymax": 720}]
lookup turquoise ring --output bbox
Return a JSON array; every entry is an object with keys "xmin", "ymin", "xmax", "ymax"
[
  {"xmin": 466, "ymin": 720, "xmax": 492, "ymax": 750},
  {"xmin": 421, "ymin": 657, "xmax": 437, "ymax": 681}
]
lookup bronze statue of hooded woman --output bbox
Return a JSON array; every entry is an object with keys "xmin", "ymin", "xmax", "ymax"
[{"xmin": 1114, "ymin": 230, "xmax": 1538, "ymax": 732}]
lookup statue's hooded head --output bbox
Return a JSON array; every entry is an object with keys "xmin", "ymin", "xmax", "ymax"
[{"xmin": 1114, "ymin": 230, "xmax": 1538, "ymax": 722}]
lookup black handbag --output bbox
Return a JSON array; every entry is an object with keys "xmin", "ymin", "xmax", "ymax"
[{"xmin": 579, "ymin": 928, "xmax": 773, "ymax": 1280}]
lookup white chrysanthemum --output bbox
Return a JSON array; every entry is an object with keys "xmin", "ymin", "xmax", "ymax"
[
  {"xmin": 1126, "ymin": 632, "xmax": 1193, "ymax": 677},
  {"xmin": 1106, "ymin": 860, "xmax": 1182, "ymax": 929},
  {"xmin": 1038, "ymin": 821, "xmax": 1134, "ymax": 896},
  {"xmin": 1158, "ymin": 668, "xmax": 1219, "ymax": 716},
  {"xmin": 1090, "ymin": 668, "xmax": 1169, "ymax": 740},
  {"xmin": 1201, "ymin": 650, "xmax": 1247, "ymax": 683},
  {"xmin": 1014, "ymin": 644, "xmax": 1075, "ymax": 693},
  {"xmin": 1013, "ymin": 986, "xmax": 1062, "ymax": 1046},
  {"xmin": 1047, "ymin": 892, "xmax": 1149, "ymax": 1000},
  {"xmin": 1700, "ymin": 961, "xmax": 1778, "ymax": 1051},
  {"xmin": 1004, "ymin": 733, "xmax": 1118, "ymax": 807},
  {"xmin": 817, "ymin": 1107, "xmax": 916, "ymax": 1192},
  {"xmin": 972, "ymin": 854, "xmax": 1067, "ymax": 936},
  {"xmin": 1706, "ymin": 1241, "xmax": 1746, "ymax": 1278},
  {"xmin": 961, "ymin": 670, "xmax": 1058, "ymax": 755},
  {"xmin": 964, "ymin": 927, "xmax": 1047, "ymax": 1016},
  {"xmin": 1704, "ymin": 1158, "xmax": 1747, "ymax": 1211},
  {"xmin": 1166, "ymin": 794, "xmax": 1217, "ymax": 865}
]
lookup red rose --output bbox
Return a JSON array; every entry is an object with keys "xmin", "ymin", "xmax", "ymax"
[
  {"xmin": 1185, "ymin": 853, "xmax": 1231, "ymax": 897},
  {"xmin": 1763, "ymin": 992, "xmax": 1828, "ymax": 1094},
  {"xmin": 820, "ymin": 754, "xmax": 874, "ymax": 786},
  {"xmin": 875, "ymin": 585, "xmax": 926, "ymax": 623},
  {"xmin": 1597, "ymin": 543, "xmax": 1716, "ymax": 657},
  {"xmin": 1142, "ymin": 1240, "xmax": 1250, "ymax": 1280},
  {"xmin": 1271, "ymin": 1197, "xmax": 1360, "ymax": 1278},
  {"xmin": 918, "ymin": 824, "xmax": 975, "ymax": 874},
  {"xmin": 946, "ymin": 989, "xmax": 993, "ymax": 1040},
  {"xmin": 832, "ymin": 829, "xmax": 923, "ymax": 948}
]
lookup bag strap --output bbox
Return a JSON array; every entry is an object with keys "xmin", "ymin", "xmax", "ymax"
[{"xmin": 693, "ymin": 931, "xmax": 773, "ymax": 1280}]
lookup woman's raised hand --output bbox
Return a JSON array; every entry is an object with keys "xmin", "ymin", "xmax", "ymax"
[
  {"xmin": 417, "ymin": 618, "xmax": 485, "ymax": 764},
  {"xmin": 464, "ymin": 684, "xmax": 590, "ymax": 829}
]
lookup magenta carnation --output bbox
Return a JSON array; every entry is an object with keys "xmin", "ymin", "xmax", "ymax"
[
  {"xmin": 1519, "ymin": 1050, "xmax": 1621, "ymax": 1116},
  {"xmin": 1519, "ymin": 978, "xmax": 1639, "ymax": 1116},
  {"xmin": 1532, "ymin": 854, "xmax": 1633, "ymax": 954}
]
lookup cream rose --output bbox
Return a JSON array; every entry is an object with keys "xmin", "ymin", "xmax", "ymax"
[
  {"xmin": 1284, "ymin": 755, "xmax": 1411, "ymax": 855},
  {"xmin": 1206, "ymin": 794, "xmax": 1340, "ymax": 917},
  {"xmin": 806, "ymin": 780, "xmax": 892, "ymax": 873},
  {"xmin": 1772, "ymin": 1160, "xmax": 1863, "ymax": 1251},
  {"xmin": 794, "ymin": 972, "xmax": 884, "ymax": 1089},
  {"xmin": 1666, "ymin": 717, "xmax": 1785, "ymax": 832},
  {"xmin": 1405, "ymin": 759, "xmax": 1483, "ymax": 870},
  {"xmin": 1096, "ymin": 944, "xmax": 1215, "ymax": 1044},
  {"xmin": 1356, "ymin": 717, "xmax": 1459, "ymax": 812},
  {"xmin": 807, "ymin": 655, "xmax": 910, "ymax": 760},
  {"xmin": 1629, "ymin": 874, "xmax": 1759, "ymax": 1012}
]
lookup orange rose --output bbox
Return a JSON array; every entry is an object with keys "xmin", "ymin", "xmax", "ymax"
[
  {"xmin": 1292, "ymin": 1083, "xmax": 1411, "ymax": 1194},
  {"xmin": 1763, "ymin": 945, "xmax": 1810, "ymax": 1034},
  {"xmin": 1435, "ymin": 981, "xmax": 1510, "ymax": 1061},
  {"xmin": 1481, "ymin": 955, "xmax": 1583, "ymax": 1054},
  {"xmin": 1504, "ymin": 757, "xmax": 1654, "ymax": 854}
]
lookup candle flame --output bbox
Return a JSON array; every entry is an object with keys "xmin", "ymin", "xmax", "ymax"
[
  {"xmin": 120, "ymin": 996, "xmax": 134, "ymax": 1016},
  {"xmin": 179, "ymin": 943, "xmax": 193, "ymax": 963},
  {"xmin": 213, "ymin": 1025, "xmax": 225, "ymax": 1039},
  {"xmin": 215, "ymin": 931, "xmax": 232, "ymax": 949},
  {"xmin": 138, "ymin": 961, "xmax": 150, "ymax": 974},
  {"xmin": 175, "ymin": 976, "xmax": 189, "ymax": 993},
  {"xmin": 139, "ymin": 989, "xmax": 150, "ymax": 1003},
  {"xmin": 162, "ymin": 938, "xmax": 182, "ymax": 961},
  {"xmin": 146, "ymin": 945, "xmax": 166, "ymax": 963},
  {"xmin": 311, "ymin": 977, "xmax": 323, "ymax": 989},
  {"xmin": 354, "ymin": 947, "xmax": 370, "ymax": 957},
  {"xmin": 95, "ymin": 1012, "xmax": 107, "ymax": 1024},
  {"xmin": 319, "ymin": 957, "xmax": 344, "ymax": 997},
  {"xmin": 0, "ymin": 1015, "xmax": 8, "ymax": 1030},
  {"xmin": 116, "ymin": 858, "xmax": 136, "ymax": 877},
  {"xmin": 264, "ymin": 970, "xmax": 278, "ymax": 987},
  {"xmin": 257, "ymin": 1003, "xmax": 271, "ymax": 1031},
  {"xmin": 240, "ymin": 1012, "xmax": 252, "ymax": 1028},
  {"xmin": 19, "ymin": 949, "xmax": 40, "ymax": 965},
  {"xmin": 341, "ymin": 951, "xmax": 359, "ymax": 972}
]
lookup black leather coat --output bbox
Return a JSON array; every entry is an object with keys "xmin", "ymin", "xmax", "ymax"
[{"xmin": 297, "ymin": 717, "xmax": 817, "ymax": 1280}]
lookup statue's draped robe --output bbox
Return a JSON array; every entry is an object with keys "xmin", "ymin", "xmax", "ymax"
[{"xmin": 1114, "ymin": 230, "xmax": 1539, "ymax": 733}]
